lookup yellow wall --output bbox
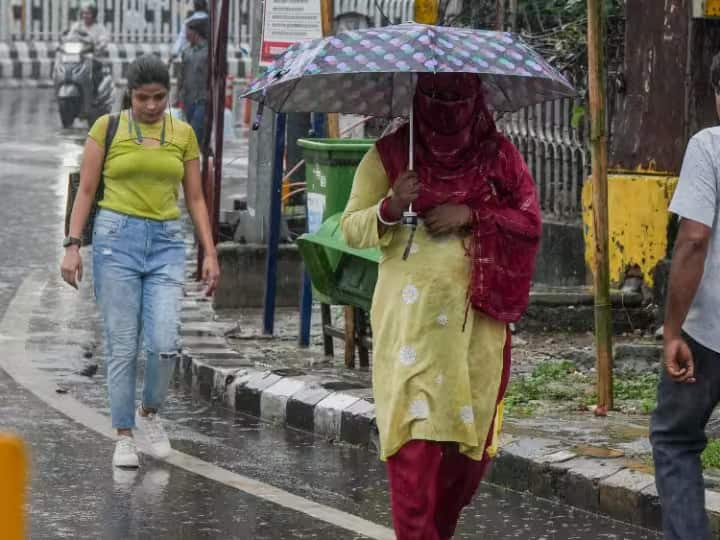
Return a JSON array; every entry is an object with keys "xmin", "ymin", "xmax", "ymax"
[
  {"xmin": 582, "ymin": 174, "xmax": 678, "ymax": 287},
  {"xmin": 414, "ymin": 0, "xmax": 439, "ymax": 24},
  {"xmin": 706, "ymin": 0, "xmax": 720, "ymax": 16}
]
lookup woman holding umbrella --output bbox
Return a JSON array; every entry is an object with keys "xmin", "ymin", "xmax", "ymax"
[{"xmin": 341, "ymin": 72, "xmax": 542, "ymax": 539}]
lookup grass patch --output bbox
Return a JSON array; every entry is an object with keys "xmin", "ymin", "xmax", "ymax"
[
  {"xmin": 703, "ymin": 440, "xmax": 720, "ymax": 470},
  {"xmin": 505, "ymin": 360, "xmax": 659, "ymax": 416}
]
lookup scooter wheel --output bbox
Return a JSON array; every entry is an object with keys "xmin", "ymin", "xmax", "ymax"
[{"xmin": 59, "ymin": 105, "xmax": 76, "ymax": 129}]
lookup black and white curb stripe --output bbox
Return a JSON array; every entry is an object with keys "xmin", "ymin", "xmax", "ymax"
[{"xmin": 0, "ymin": 41, "xmax": 250, "ymax": 86}]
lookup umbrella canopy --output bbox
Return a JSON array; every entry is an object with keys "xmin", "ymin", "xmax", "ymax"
[{"xmin": 241, "ymin": 23, "xmax": 575, "ymax": 118}]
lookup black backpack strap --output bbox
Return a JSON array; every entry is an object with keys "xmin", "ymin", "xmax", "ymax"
[{"xmin": 104, "ymin": 113, "xmax": 120, "ymax": 158}]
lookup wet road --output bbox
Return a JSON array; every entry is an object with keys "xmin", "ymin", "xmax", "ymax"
[{"xmin": 0, "ymin": 89, "xmax": 661, "ymax": 539}]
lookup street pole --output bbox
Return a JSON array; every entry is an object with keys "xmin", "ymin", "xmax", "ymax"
[
  {"xmin": 587, "ymin": 0, "xmax": 614, "ymax": 412},
  {"xmin": 263, "ymin": 112, "xmax": 287, "ymax": 336},
  {"xmin": 321, "ymin": 0, "xmax": 339, "ymax": 137}
]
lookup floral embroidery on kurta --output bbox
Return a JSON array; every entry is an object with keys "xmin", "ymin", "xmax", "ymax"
[
  {"xmin": 402, "ymin": 284, "xmax": 419, "ymax": 305},
  {"xmin": 409, "ymin": 400, "xmax": 430, "ymax": 419},
  {"xmin": 341, "ymin": 146, "xmax": 507, "ymax": 462}
]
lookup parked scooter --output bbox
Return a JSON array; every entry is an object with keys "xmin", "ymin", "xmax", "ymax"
[{"xmin": 54, "ymin": 30, "xmax": 114, "ymax": 128}]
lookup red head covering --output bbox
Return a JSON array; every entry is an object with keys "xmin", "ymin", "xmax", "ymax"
[{"xmin": 376, "ymin": 73, "xmax": 542, "ymax": 323}]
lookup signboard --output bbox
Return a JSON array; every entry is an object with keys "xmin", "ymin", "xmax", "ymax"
[{"xmin": 261, "ymin": 0, "xmax": 323, "ymax": 66}]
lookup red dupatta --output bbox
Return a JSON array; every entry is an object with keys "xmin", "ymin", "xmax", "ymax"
[{"xmin": 375, "ymin": 73, "xmax": 542, "ymax": 323}]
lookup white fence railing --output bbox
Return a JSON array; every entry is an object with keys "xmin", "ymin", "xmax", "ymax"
[
  {"xmin": 0, "ymin": 0, "xmax": 249, "ymax": 45},
  {"xmin": 0, "ymin": 0, "xmax": 463, "ymax": 44},
  {"xmin": 498, "ymin": 98, "xmax": 589, "ymax": 221}
]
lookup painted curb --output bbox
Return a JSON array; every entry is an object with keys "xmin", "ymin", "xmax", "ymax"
[
  {"xmin": 0, "ymin": 41, "xmax": 250, "ymax": 85},
  {"xmin": 176, "ymin": 278, "xmax": 717, "ymax": 533}
]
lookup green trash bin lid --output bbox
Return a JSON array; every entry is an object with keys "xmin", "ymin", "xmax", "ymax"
[
  {"xmin": 297, "ymin": 138, "xmax": 375, "ymax": 152},
  {"xmin": 297, "ymin": 213, "xmax": 380, "ymax": 311}
]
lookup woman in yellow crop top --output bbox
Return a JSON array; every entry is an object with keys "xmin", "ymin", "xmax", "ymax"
[{"xmin": 60, "ymin": 55, "xmax": 220, "ymax": 469}]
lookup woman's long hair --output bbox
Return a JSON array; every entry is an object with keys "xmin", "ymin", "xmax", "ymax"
[{"xmin": 121, "ymin": 54, "xmax": 170, "ymax": 110}]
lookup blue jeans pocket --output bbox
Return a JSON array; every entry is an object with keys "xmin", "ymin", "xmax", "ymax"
[
  {"xmin": 162, "ymin": 220, "xmax": 184, "ymax": 242},
  {"xmin": 93, "ymin": 211, "xmax": 127, "ymax": 239}
]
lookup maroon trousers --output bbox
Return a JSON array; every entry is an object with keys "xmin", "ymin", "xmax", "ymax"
[
  {"xmin": 386, "ymin": 330, "xmax": 512, "ymax": 540},
  {"xmin": 387, "ymin": 441, "xmax": 489, "ymax": 540}
]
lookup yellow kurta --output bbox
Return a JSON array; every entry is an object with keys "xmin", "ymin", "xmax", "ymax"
[{"xmin": 341, "ymin": 146, "xmax": 507, "ymax": 462}]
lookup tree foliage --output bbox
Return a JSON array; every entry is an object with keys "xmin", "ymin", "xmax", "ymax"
[{"xmin": 442, "ymin": 0, "xmax": 626, "ymax": 94}]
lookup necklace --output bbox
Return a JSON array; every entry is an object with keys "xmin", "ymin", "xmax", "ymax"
[{"xmin": 128, "ymin": 109, "xmax": 166, "ymax": 145}]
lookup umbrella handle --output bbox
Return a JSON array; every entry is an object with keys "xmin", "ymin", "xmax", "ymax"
[
  {"xmin": 408, "ymin": 107, "xmax": 414, "ymax": 172},
  {"xmin": 406, "ymin": 107, "xmax": 415, "ymax": 216},
  {"xmin": 252, "ymin": 100, "xmax": 265, "ymax": 131}
]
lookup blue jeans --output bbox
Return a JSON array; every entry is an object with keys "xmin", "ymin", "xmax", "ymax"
[
  {"xmin": 186, "ymin": 100, "xmax": 207, "ymax": 144},
  {"xmin": 92, "ymin": 209, "xmax": 185, "ymax": 429},
  {"xmin": 650, "ymin": 333, "xmax": 719, "ymax": 540}
]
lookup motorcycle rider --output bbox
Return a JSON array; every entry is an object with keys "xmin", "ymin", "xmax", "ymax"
[
  {"xmin": 68, "ymin": 1, "xmax": 108, "ymax": 88},
  {"xmin": 69, "ymin": 1, "xmax": 109, "ymax": 52}
]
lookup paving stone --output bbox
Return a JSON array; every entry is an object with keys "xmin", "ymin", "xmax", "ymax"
[
  {"xmin": 181, "ymin": 311, "xmax": 213, "ymax": 323},
  {"xmin": 182, "ymin": 336, "xmax": 229, "ymax": 350},
  {"xmin": 180, "ymin": 322, "xmax": 235, "ymax": 338},
  {"xmin": 552, "ymin": 457, "xmax": 626, "ymax": 512},
  {"xmin": 185, "ymin": 348, "xmax": 240, "ymax": 361},
  {"xmin": 314, "ymin": 393, "xmax": 360, "ymax": 440},
  {"xmin": 491, "ymin": 437, "xmax": 563, "ymax": 493},
  {"xmin": 706, "ymin": 489, "xmax": 720, "ymax": 537},
  {"xmin": 543, "ymin": 450, "xmax": 577, "ymax": 464},
  {"xmin": 234, "ymin": 371, "xmax": 282, "ymax": 417},
  {"xmin": 599, "ymin": 468, "xmax": 655, "ymax": 525},
  {"xmin": 340, "ymin": 399, "xmax": 375, "ymax": 446},
  {"xmin": 260, "ymin": 377, "xmax": 307, "ymax": 424},
  {"xmin": 639, "ymin": 483, "xmax": 663, "ymax": 530},
  {"xmin": 191, "ymin": 360, "xmax": 215, "ymax": 400},
  {"xmin": 286, "ymin": 384, "xmax": 332, "ymax": 432}
]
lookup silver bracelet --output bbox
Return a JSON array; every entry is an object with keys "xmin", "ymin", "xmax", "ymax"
[{"xmin": 377, "ymin": 198, "xmax": 401, "ymax": 226}]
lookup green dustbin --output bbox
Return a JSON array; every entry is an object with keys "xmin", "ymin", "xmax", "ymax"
[
  {"xmin": 298, "ymin": 138, "xmax": 375, "ymax": 306},
  {"xmin": 296, "ymin": 213, "xmax": 380, "ymax": 312},
  {"xmin": 298, "ymin": 138, "xmax": 375, "ymax": 234}
]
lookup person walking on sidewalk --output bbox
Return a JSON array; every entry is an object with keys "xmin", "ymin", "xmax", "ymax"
[
  {"xmin": 60, "ymin": 55, "xmax": 220, "ymax": 469},
  {"xmin": 341, "ymin": 73, "xmax": 542, "ymax": 539},
  {"xmin": 651, "ymin": 53, "xmax": 720, "ymax": 540},
  {"xmin": 171, "ymin": 0, "xmax": 209, "ymax": 60},
  {"xmin": 178, "ymin": 17, "xmax": 209, "ymax": 144}
]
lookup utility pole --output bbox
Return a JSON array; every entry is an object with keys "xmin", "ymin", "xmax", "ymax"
[
  {"xmin": 321, "ymin": 0, "xmax": 339, "ymax": 137},
  {"xmin": 244, "ymin": 1, "xmax": 278, "ymax": 243},
  {"xmin": 587, "ymin": 0, "xmax": 613, "ymax": 412}
]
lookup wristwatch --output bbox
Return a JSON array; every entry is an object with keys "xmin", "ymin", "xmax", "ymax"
[{"xmin": 63, "ymin": 236, "xmax": 82, "ymax": 248}]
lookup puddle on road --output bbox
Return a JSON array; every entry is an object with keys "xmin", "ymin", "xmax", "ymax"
[{"xmin": 572, "ymin": 445, "xmax": 625, "ymax": 459}]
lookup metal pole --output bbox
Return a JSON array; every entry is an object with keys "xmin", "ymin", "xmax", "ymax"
[
  {"xmin": 587, "ymin": 0, "xmax": 614, "ymax": 412},
  {"xmin": 298, "ymin": 112, "xmax": 326, "ymax": 347},
  {"xmin": 212, "ymin": 0, "xmax": 230, "ymax": 245},
  {"xmin": 263, "ymin": 113, "xmax": 287, "ymax": 336}
]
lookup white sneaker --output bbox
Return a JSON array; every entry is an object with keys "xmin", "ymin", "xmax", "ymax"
[
  {"xmin": 135, "ymin": 407, "xmax": 172, "ymax": 458},
  {"xmin": 113, "ymin": 436, "xmax": 140, "ymax": 468}
]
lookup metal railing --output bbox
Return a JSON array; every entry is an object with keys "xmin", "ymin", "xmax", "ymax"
[
  {"xmin": 497, "ymin": 98, "xmax": 589, "ymax": 221},
  {"xmin": 0, "ymin": 0, "xmax": 249, "ymax": 45}
]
